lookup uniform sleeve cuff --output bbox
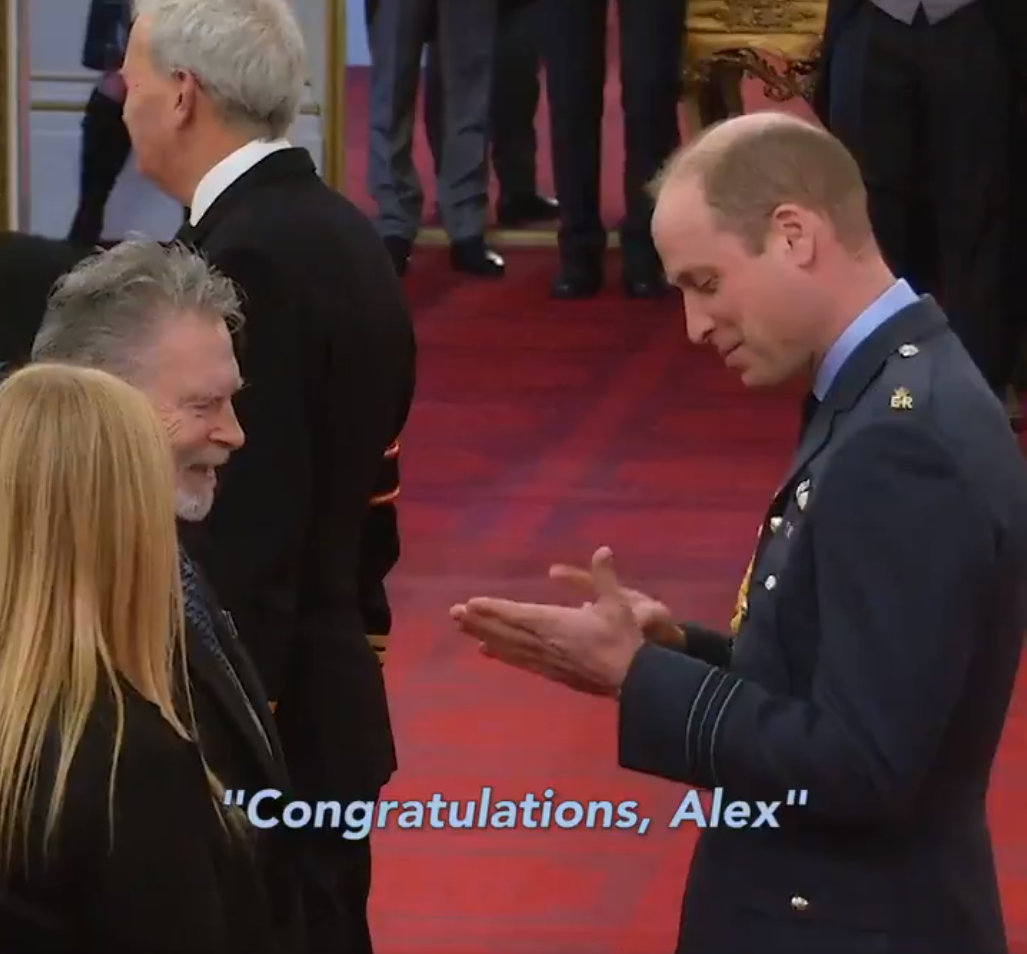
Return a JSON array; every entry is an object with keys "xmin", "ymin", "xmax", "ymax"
[{"xmin": 618, "ymin": 643, "xmax": 739, "ymax": 787}]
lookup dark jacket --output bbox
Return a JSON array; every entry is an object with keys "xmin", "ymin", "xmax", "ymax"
[
  {"xmin": 82, "ymin": 0, "xmax": 132, "ymax": 72},
  {"xmin": 181, "ymin": 552, "xmax": 307, "ymax": 952},
  {"xmin": 813, "ymin": 0, "xmax": 1027, "ymax": 123},
  {"xmin": 619, "ymin": 299, "xmax": 1027, "ymax": 954},
  {"xmin": 0, "ymin": 233, "xmax": 91, "ymax": 371},
  {"xmin": 0, "ymin": 677, "xmax": 280, "ymax": 952},
  {"xmin": 175, "ymin": 147, "xmax": 416, "ymax": 804},
  {"xmin": 812, "ymin": 0, "xmax": 1027, "ymax": 383}
]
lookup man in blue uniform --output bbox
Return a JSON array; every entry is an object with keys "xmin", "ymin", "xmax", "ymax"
[{"xmin": 451, "ymin": 112, "xmax": 1027, "ymax": 954}]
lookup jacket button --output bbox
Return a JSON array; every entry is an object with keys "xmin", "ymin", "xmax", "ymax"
[
  {"xmin": 764, "ymin": 575, "xmax": 777, "ymax": 590},
  {"xmin": 790, "ymin": 895, "xmax": 809, "ymax": 912}
]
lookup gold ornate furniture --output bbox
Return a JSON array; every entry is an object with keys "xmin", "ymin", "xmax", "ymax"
[{"xmin": 682, "ymin": 0, "xmax": 828, "ymax": 128}]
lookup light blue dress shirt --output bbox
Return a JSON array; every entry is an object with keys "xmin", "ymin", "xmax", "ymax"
[{"xmin": 813, "ymin": 279, "xmax": 920, "ymax": 400}]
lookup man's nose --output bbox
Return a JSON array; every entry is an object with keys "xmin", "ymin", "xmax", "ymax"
[
  {"xmin": 683, "ymin": 296, "xmax": 714, "ymax": 346},
  {"xmin": 214, "ymin": 402, "xmax": 245, "ymax": 451}
]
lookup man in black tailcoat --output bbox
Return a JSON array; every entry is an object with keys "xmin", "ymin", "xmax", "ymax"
[{"xmin": 120, "ymin": 1, "xmax": 417, "ymax": 952}]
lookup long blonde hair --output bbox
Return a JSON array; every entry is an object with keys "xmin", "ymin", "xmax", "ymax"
[{"xmin": 0, "ymin": 363, "xmax": 190, "ymax": 870}]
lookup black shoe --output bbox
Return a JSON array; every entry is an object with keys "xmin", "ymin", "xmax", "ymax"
[
  {"xmin": 496, "ymin": 193, "xmax": 560, "ymax": 228},
  {"xmin": 551, "ymin": 261, "xmax": 603, "ymax": 299},
  {"xmin": 622, "ymin": 268, "xmax": 669, "ymax": 300},
  {"xmin": 451, "ymin": 237, "xmax": 504, "ymax": 277},
  {"xmin": 382, "ymin": 236, "xmax": 412, "ymax": 276}
]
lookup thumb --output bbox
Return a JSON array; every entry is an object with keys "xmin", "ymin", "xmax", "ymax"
[{"xmin": 590, "ymin": 546, "xmax": 622, "ymax": 600}]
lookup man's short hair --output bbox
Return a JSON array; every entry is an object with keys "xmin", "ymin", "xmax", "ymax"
[
  {"xmin": 651, "ymin": 113, "xmax": 872, "ymax": 252},
  {"xmin": 32, "ymin": 237, "xmax": 243, "ymax": 381},
  {"xmin": 133, "ymin": 0, "xmax": 307, "ymax": 138}
]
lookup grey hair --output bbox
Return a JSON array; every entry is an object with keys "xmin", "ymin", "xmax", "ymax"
[
  {"xmin": 32, "ymin": 236, "xmax": 244, "ymax": 381},
  {"xmin": 132, "ymin": 0, "xmax": 307, "ymax": 138}
]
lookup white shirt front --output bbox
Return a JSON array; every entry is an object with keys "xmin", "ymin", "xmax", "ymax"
[{"xmin": 189, "ymin": 138, "xmax": 293, "ymax": 226}]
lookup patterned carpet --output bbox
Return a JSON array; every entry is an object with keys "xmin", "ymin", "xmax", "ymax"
[{"xmin": 367, "ymin": 248, "xmax": 1027, "ymax": 953}]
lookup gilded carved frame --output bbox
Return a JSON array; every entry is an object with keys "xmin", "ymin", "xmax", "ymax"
[
  {"xmin": 322, "ymin": 0, "xmax": 346, "ymax": 192},
  {"xmin": 0, "ymin": 0, "xmax": 11, "ymax": 228}
]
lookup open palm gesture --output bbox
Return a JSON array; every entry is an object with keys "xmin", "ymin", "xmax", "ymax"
[
  {"xmin": 451, "ymin": 547, "xmax": 646, "ymax": 696},
  {"xmin": 549, "ymin": 555, "xmax": 683, "ymax": 649}
]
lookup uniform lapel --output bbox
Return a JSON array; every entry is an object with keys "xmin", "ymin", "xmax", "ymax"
[
  {"xmin": 213, "ymin": 606, "xmax": 288, "ymax": 771},
  {"xmin": 731, "ymin": 299, "xmax": 948, "ymax": 636},
  {"xmin": 777, "ymin": 297, "xmax": 949, "ymax": 493},
  {"xmin": 182, "ymin": 553, "xmax": 287, "ymax": 784},
  {"xmin": 185, "ymin": 621, "xmax": 283, "ymax": 784}
]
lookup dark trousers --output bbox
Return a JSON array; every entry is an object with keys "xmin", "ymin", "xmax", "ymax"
[
  {"xmin": 828, "ymin": 2, "xmax": 1012, "ymax": 389},
  {"xmin": 425, "ymin": 0, "xmax": 542, "ymax": 198},
  {"xmin": 69, "ymin": 86, "xmax": 131, "ymax": 245},
  {"xmin": 304, "ymin": 829, "xmax": 374, "ymax": 954},
  {"xmin": 542, "ymin": 0, "xmax": 685, "ymax": 272}
]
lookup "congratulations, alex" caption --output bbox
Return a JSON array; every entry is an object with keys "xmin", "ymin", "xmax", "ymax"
[{"xmin": 220, "ymin": 787, "xmax": 810, "ymax": 839}]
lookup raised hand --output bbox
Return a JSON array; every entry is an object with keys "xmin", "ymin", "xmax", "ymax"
[
  {"xmin": 549, "ymin": 550, "xmax": 684, "ymax": 649},
  {"xmin": 451, "ymin": 547, "xmax": 646, "ymax": 696}
]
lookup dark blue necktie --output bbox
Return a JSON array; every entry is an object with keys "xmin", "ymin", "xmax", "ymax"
[
  {"xmin": 180, "ymin": 555, "xmax": 233, "ymax": 675},
  {"xmin": 180, "ymin": 554, "xmax": 271, "ymax": 750},
  {"xmin": 799, "ymin": 391, "xmax": 820, "ymax": 440}
]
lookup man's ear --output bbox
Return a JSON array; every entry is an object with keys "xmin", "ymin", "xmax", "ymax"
[{"xmin": 767, "ymin": 203, "xmax": 815, "ymax": 267}]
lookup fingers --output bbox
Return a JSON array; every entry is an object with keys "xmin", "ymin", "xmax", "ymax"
[
  {"xmin": 548, "ymin": 563, "xmax": 595, "ymax": 594},
  {"xmin": 459, "ymin": 596, "xmax": 578, "ymax": 631},
  {"xmin": 456, "ymin": 609, "xmax": 543, "ymax": 653},
  {"xmin": 590, "ymin": 546, "xmax": 621, "ymax": 600}
]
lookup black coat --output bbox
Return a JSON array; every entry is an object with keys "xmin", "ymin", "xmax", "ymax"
[
  {"xmin": 0, "ymin": 233, "xmax": 92, "ymax": 371},
  {"xmin": 181, "ymin": 554, "xmax": 307, "ymax": 952},
  {"xmin": 813, "ymin": 0, "xmax": 1027, "ymax": 122},
  {"xmin": 0, "ymin": 677, "xmax": 280, "ymax": 953},
  {"xmin": 176, "ymin": 147, "xmax": 416, "ymax": 803},
  {"xmin": 619, "ymin": 299, "xmax": 1027, "ymax": 954},
  {"xmin": 81, "ymin": 0, "xmax": 132, "ymax": 72},
  {"xmin": 812, "ymin": 0, "xmax": 1027, "ymax": 381}
]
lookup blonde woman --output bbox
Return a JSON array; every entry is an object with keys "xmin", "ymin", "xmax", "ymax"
[{"xmin": 0, "ymin": 365, "xmax": 277, "ymax": 952}]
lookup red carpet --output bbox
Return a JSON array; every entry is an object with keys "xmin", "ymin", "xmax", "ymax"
[{"xmin": 369, "ymin": 249, "xmax": 1027, "ymax": 952}]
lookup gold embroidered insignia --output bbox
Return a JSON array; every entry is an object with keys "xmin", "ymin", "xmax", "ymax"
[
  {"xmin": 730, "ymin": 553, "xmax": 754, "ymax": 634},
  {"xmin": 890, "ymin": 387, "xmax": 914, "ymax": 410},
  {"xmin": 730, "ymin": 524, "xmax": 763, "ymax": 634}
]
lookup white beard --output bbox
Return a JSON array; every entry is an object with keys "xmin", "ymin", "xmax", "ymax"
[{"xmin": 175, "ymin": 487, "xmax": 214, "ymax": 522}]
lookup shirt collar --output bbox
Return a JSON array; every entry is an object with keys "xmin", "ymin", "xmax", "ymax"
[
  {"xmin": 813, "ymin": 279, "xmax": 919, "ymax": 400},
  {"xmin": 189, "ymin": 138, "xmax": 292, "ymax": 226}
]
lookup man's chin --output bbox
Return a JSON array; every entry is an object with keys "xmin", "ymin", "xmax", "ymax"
[
  {"xmin": 174, "ymin": 489, "xmax": 214, "ymax": 522},
  {"xmin": 738, "ymin": 364, "xmax": 787, "ymax": 389}
]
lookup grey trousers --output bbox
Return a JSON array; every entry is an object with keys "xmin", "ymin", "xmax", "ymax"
[{"xmin": 366, "ymin": 0, "xmax": 498, "ymax": 242}]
